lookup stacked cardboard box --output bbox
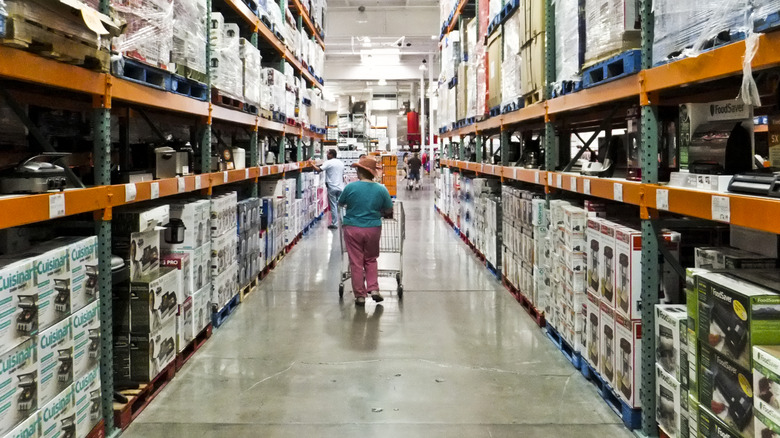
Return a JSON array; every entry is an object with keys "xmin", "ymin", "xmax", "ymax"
[
  {"xmin": 237, "ymin": 198, "xmax": 262, "ymax": 288},
  {"xmin": 210, "ymin": 193, "xmax": 238, "ymax": 311},
  {"xmin": 583, "ymin": 0, "xmax": 640, "ymax": 66},
  {"xmin": 210, "ymin": 13, "xmax": 243, "ymax": 100}
]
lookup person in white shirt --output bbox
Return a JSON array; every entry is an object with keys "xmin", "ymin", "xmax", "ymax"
[{"xmin": 312, "ymin": 149, "xmax": 346, "ymax": 229}]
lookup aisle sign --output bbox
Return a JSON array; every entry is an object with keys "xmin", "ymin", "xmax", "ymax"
[
  {"xmin": 195, "ymin": 176, "xmax": 202, "ymax": 190},
  {"xmin": 150, "ymin": 182, "xmax": 160, "ymax": 200},
  {"xmin": 712, "ymin": 196, "xmax": 731, "ymax": 222},
  {"xmin": 570, "ymin": 177, "xmax": 577, "ymax": 192},
  {"xmin": 124, "ymin": 184, "xmax": 137, "ymax": 202},
  {"xmin": 656, "ymin": 189, "xmax": 669, "ymax": 211},
  {"xmin": 583, "ymin": 179, "xmax": 591, "ymax": 195},
  {"xmin": 49, "ymin": 194, "xmax": 65, "ymax": 219},
  {"xmin": 613, "ymin": 183, "xmax": 623, "ymax": 202},
  {"xmin": 177, "ymin": 178, "xmax": 186, "ymax": 193}
]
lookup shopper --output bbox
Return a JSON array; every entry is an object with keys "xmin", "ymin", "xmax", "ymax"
[
  {"xmin": 312, "ymin": 149, "xmax": 345, "ymax": 230},
  {"xmin": 339, "ymin": 156, "xmax": 394, "ymax": 306},
  {"xmin": 407, "ymin": 152, "xmax": 422, "ymax": 190}
]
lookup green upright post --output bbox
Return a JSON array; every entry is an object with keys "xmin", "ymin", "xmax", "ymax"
[
  {"xmin": 543, "ymin": 0, "xmax": 556, "ymax": 176},
  {"xmin": 475, "ymin": 135, "xmax": 482, "ymax": 163},
  {"xmin": 201, "ymin": 0, "xmax": 212, "ymax": 173},
  {"xmin": 501, "ymin": 130, "xmax": 509, "ymax": 166},
  {"xmin": 459, "ymin": 137, "xmax": 465, "ymax": 161}
]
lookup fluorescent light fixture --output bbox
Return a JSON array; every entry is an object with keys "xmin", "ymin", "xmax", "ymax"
[
  {"xmin": 378, "ymin": 79, "xmax": 387, "ymax": 86},
  {"xmin": 360, "ymin": 48, "xmax": 401, "ymax": 65}
]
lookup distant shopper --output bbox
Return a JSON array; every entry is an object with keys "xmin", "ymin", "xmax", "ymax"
[
  {"xmin": 312, "ymin": 149, "xmax": 345, "ymax": 230},
  {"xmin": 407, "ymin": 152, "xmax": 422, "ymax": 190},
  {"xmin": 339, "ymin": 156, "xmax": 393, "ymax": 306}
]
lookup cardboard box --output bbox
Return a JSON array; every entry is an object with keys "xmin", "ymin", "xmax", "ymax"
[
  {"xmin": 57, "ymin": 236, "xmax": 98, "ymax": 313},
  {"xmin": 114, "ymin": 317, "xmax": 177, "ymax": 383},
  {"xmin": 600, "ymin": 302, "xmax": 616, "ymax": 383},
  {"xmin": 210, "ymin": 192, "xmax": 238, "ymax": 238},
  {"xmin": 0, "ymin": 339, "xmax": 37, "ymax": 436},
  {"xmin": 0, "ymin": 256, "xmax": 37, "ymax": 352},
  {"xmin": 2, "ymin": 413, "xmax": 40, "ymax": 438},
  {"xmin": 752, "ymin": 346, "xmax": 780, "ymax": 437},
  {"xmin": 40, "ymin": 385, "xmax": 75, "ymax": 438},
  {"xmin": 113, "ymin": 206, "xmax": 169, "ymax": 282},
  {"xmin": 177, "ymin": 297, "xmax": 194, "ymax": 353},
  {"xmin": 127, "ymin": 229, "xmax": 162, "ymax": 282},
  {"xmin": 487, "ymin": 31, "xmax": 503, "ymax": 109},
  {"xmin": 74, "ymin": 367, "xmax": 100, "ymax": 438},
  {"xmin": 687, "ymin": 268, "xmax": 710, "ymax": 402},
  {"xmin": 166, "ymin": 199, "xmax": 211, "ymax": 251},
  {"xmin": 599, "ymin": 220, "xmax": 617, "ymax": 307},
  {"xmin": 114, "ymin": 268, "xmax": 180, "ymax": 334},
  {"xmin": 211, "ymin": 228, "xmax": 238, "ymax": 277},
  {"xmin": 587, "ymin": 218, "xmax": 603, "ymax": 296},
  {"xmin": 689, "ymin": 396, "xmax": 699, "ymax": 438},
  {"xmin": 457, "ymin": 63, "xmax": 468, "ymax": 121},
  {"xmin": 698, "ymin": 344, "xmax": 754, "ymax": 437},
  {"xmin": 695, "ymin": 247, "xmax": 777, "ymax": 270},
  {"xmin": 28, "ymin": 244, "xmax": 70, "ymax": 331},
  {"xmin": 657, "ymin": 364, "xmax": 689, "ymax": 438},
  {"xmin": 161, "ymin": 252, "xmax": 192, "ymax": 303},
  {"xmin": 520, "ymin": 0, "xmax": 545, "ymax": 43},
  {"xmin": 697, "ymin": 271, "xmax": 780, "ymax": 371},
  {"xmin": 586, "ymin": 291, "xmax": 600, "ymax": 367},
  {"xmin": 71, "ymin": 301, "xmax": 99, "ymax": 381},
  {"xmin": 656, "ymin": 304, "xmax": 688, "ymax": 387},
  {"xmin": 37, "ymin": 318, "xmax": 73, "ymax": 407},
  {"xmin": 192, "ymin": 286, "xmax": 210, "ymax": 336},
  {"xmin": 520, "ymin": 34, "xmax": 545, "ymax": 97},
  {"xmin": 615, "ymin": 312, "xmax": 641, "ymax": 407},
  {"xmin": 699, "ymin": 406, "xmax": 743, "ymax": 438}
]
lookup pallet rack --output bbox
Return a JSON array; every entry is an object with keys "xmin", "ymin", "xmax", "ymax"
[
  {"xmin": 0, "ymin": 0, "xmax": 327, "ymax": 436},
  {"xmin": 438, "ymin": 0, "xmax": 780, "ymax": 435}
]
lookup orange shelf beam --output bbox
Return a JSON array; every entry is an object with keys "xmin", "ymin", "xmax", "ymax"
[
  {"xmin": 0, "ymin": 47, "xmax": 106, "ymax": 96},
  {"xmin": 112, "ymin": 77, "xmax": 209, "ymax": 116},
  {"xmin": 289, "ymin": 0, "xmax": 325, "ymax": 49},
  {"xmin": 547, "ymin": 75, "xmax": 639, "ymax": 115},
  {"xmin": 0, "ymin": 187, "xmax": 108, "ymax": 229},
  {"xmin": 211, "ymin": 105, "xmax": 257, "ymax": 127},
  {"xmin": 441, "ymin": 0, "xmax": 468, "ymax": 40}
]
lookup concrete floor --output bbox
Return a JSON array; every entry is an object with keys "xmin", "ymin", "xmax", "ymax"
[{"xmin": 124, "ymin": 180, "xmax": 634, "ymax": 438}]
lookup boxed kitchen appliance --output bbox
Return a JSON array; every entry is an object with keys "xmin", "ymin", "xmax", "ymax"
[
  {"xmin": 54, "ymin": 236, "xmax": 98, "ymax": 313},
  {"xmin": 753, "ymin": 345, "xmax": 780, "ymax": 438},
  {"xmin": 30, "ymin": 244, "xmax": 71, "ymax": 329},
  {"xmin": 0, "ymin": 256, "xmax": 37, "ymax": 352},
  {"xmin": 656, "ymin": 363, "xmax": 689, "ymax": 438},
  {"xmin": 695, "ymin": 247, "xmax": 777, "ymax": 270},
  {"xmin": 699, "ymin": 344, "xmax": 754, "ymax": 437},
  {"xmin": 599, "ymin": 220, "xmax": 617, "ymax": 307},
  {"xmin": 40, "ymin": 385, "xmax": 75, "ymax": 438},
  {"xmin": 3, "ymin": 413, "xmax": 40, "ymax": 438},
  {"xmin": 113, "ymin": 205, "xmax": 170, "ymax": 282},
  {"xmin": 192, "ymin": 285, "xmax": 210, "ymax": 336},
  {"xmin": 177, "ymin": 296, "xmax": 194, "ymax": 352},
  {"xmin": 600, "ymin": 301, "xmax": 616, "ymax": 384},
  {"xmin": 586, "ymin": 291, "xmax": 600, "ymax": 367},
  {"xmin": 73, "ymin": 366, "xmax": 100, "ymax": 438},
  {"xmin": 113, "ymin": 317, "xmax": 176, "ymax": 382},
  {"xmin": 166, "ymin": 199, "xmax": 211, "ymax": 251},
  {"xmin": 161, "ymin": 252, "xmax": 193, "ymax": 304},
  {"xmin": 0, "ymin": 339, "xmax": 37, "ymax": 436},
  {"xmin": 114, "ymin": 268, "xmax": 180, "ymax": 334},
  {"xmin": 37, "ymin": 318, "xmax": 72, "ymax": 407},
  {"xmin": 587, "ymin": 217, "xmax": 603, "ymax": 296},
  {"xmin": 615, "ymin": 312, "xmax": 642, "ymax": 407},
  {"xmin": 71, "ymin": 301, "xmax": 99, "ymax": 381},
  {"xmin": 210, "ymin": 229, "xmax": 238, "ymax": 277},
  {"xmin": 656, "ymin": 304, "xmax": 688, "ymax": 387},
  {"xmin": 699, "ymin": 406, "xmax": 742, "ymax": 438}
]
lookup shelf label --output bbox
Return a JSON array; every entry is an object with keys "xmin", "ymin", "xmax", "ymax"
[
  {"xmin": 223, "ymin": 171, "xmax": 229, "ymax": 183},
  {"xmin": 124, "ymin": 184, "xmax": 137, "ymax": 202},
  {"xmin": 570, "ymin": 177, "xmax": 577, "ymax": 192},
  {"xmin": 613, "ymin": 183, "xmax": 623, "ymax": 202},
  {"xmin": 49, "ymin": 193, "xmax": 65, "ymax": 219},
  {"xmin": 583, "ymin": 179, "xmax": 591, "ymax": 195},
  {"xmin": 712, "ymin": 196, "xmax": 731, "ymax": 223},
  {"xmin": 195, "ymin": 176, "xmax": 202, "ymax": 190},
  {"xmin": 177, "ymin": 177, "xmax": 186, "ymax": 194},
  {"xmin": 150, "ymin": 182, "xmax": 160, "ymax": 200},
  {"xmin": 556, "ymin": 174, "xmax": 562, "ymax": 188},
  {"xmin": 534, "ymin": 172, "xmax": 540, "ymax": 185},
  {"xmin": 245, "ymin": 168, "xmax": 250, "ymax": 179},
  {"xmin": 656, "ymin": 189, "xmax": 669, "ymax": 211},
  {"xmin": 547, "ymin": 173, "xmax": 554, "ymax": 185}
]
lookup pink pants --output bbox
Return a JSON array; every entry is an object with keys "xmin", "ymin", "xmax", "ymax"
[{"xmin": 343, "ymin": 226, "xmax": 382, "ymax": 298}]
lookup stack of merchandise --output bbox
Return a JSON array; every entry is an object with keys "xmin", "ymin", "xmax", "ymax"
[
  {"xmin": 310, "ymin": 0, "xmax": 326, "ymax": 33},
  {"xmin": 239, "ymin": 39, "xmax": 262, "ymax": 107},
  {"xmin": 113, "ymin": 206, "xmax": 179, "ymax": 386},
  {"xmin": 171, "ymin": 0, "xmax": 207, "ymax": 79},
  {"xmin": 282, "ymin": 179, "xmax": 302, "ymax": 247},
  {"xmin": 260, "ymin": 68, "xmax": 286, "ymax": 114},
  {"xmin": 113, "ymin": 0, "xmax": 174, "ymax": 69},
  {"xmin": 285, "ymin": 65, "xmax": 298, "ymax": 121},
  {"xmin": 469, "ymin": 178, "xmax": 501, "ymax": 270},
  {"xmin": 655, "ymin": 304, "xmax": 691, "ymax": 438},
  {"xmin": 552, "ymin": 0, "xmax": 584, "ymax": 92},
  {"xmin": 0, "ymin": 234, "xmax": 102, "ymax": 437},
  {"xmin": 260, "ymin": 179, "xmax": 290, "ymax": 266},
  {"xmin": 210, "ymin": 192, "xmax": 238, "ymax": 311},
  {"xmin": 458, "ymin": 177, "xmax": 473, "ymax": 239},
  {"xmin": 518, "ymin": 0, "xmax": 545, "ymax": 102},
  {"xmin": 162, "ymin": 199, "xmax": 212, "ymax": 356},
  {"xmin": 210, "ymin": 13, "xmax": 243, "ymax": 101},
  {"xmin": 237, "ymin": 198, "xmax": 262, "ymax": 288},
  {"xmin": 583, "ymin": 0, "xmax": 640, "ymax": 66},
  {"xmin": 381, "ymin": 155, "xmax": 398, "ymax": 197},
  {"xmin": 501, "ymin": 9, "xmax": 523, "ymax": 108},
  {"xmin": 501, "ymin": 187, "xmax": 544, "ymax": 300}
]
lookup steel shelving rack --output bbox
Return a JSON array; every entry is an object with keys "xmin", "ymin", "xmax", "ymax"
[
  {"xmin": 438, "ymin": 0, "xmax": 780, "ymax": 435},
  {"xmin": 0, "ymin": 0, "xmax": 326, "ymax": 436}
]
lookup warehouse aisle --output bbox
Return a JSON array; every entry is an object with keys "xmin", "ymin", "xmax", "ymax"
[{"xmin": 124, "ymin": 181, "xmax": 633, "ymax": 438}]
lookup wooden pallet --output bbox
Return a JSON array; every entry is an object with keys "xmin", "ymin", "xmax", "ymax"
[
  {"xmin": 212, "ymin": 89, "xmax": 245, "ymax": 111},
  {"xmin": 239, "ymin": 278, "xmax": 258, "ymax": 302},
  {"xmin": 176, "ymin": 324, "xmax": 212, "ymax": 371},
  {"xmin": 86, "ymin": 419, "xmax": 105, "ymax": 438},
  {"xmin": 113, "ymin": 361, "xmax": 177, "ymax": 430},
  {"xmin": 114, "ymin": 57, "xmax": 170, "ymax": 90},
  {"xmin": 523, "ymin": 90, "xmax": 542, "ymax": 107}
]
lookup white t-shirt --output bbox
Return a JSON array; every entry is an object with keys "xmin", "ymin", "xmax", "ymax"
[{"xmin": 320, "ymin": 158, "xmax": 345, "ymax": 191}]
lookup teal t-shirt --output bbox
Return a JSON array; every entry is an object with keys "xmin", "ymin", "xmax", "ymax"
[{"xmin": 338, "ymin": 181, "xmax": 393, "ymax": 228}]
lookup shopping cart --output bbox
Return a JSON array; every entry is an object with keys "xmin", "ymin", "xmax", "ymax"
[{"xmin": 338, "ymin": 201, "xmax": 405, "ymax": 299}]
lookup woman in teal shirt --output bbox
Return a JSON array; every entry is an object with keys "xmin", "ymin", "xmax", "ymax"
[{"xmin": 338, "ymin": 156, "xmax": 394, "ymax": 306}]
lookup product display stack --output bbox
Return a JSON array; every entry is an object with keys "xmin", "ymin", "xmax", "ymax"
[
  {"xmin": 239, "ymin": 39, "xmax": 263, "ymax": 108},
  {"xmin": 655, "ymin": 304, "xmax": 691, "ymax": 438},
  {"xmin": 237, "ymin": 198, "xmax": 262, "ymax": 288},
  {"xmin": 112, "ymin": 0, "xmax": 174, "ymax": 70},
  {"xmin": 210, "ymin": 192, "xmax": 239, "ymax": 312},
  {"xmin": 170, "ymin": 0, "xmax": 208, "ymax": 80},
  {"xmin": 468, "ymin": 178, "xmax": 501, "ymax": 269},
  {"xmin": 210, "ymin": 13, "xmax": 243, "ymax": 102}
]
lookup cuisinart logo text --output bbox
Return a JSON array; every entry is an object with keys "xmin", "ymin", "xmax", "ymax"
[
  {"xmin": 71, "ymin": 242, "xmax": 97, "ymax": 262},
  {"xmin": 1, "ymin": 343, "xmax": 34, "ymax": 373},
  {"xmin": 73, "ymin": 306, "xmax": 98, "ymax": 328},
  {"xmin": 37, "ymin": 254, "xmax": 68, "ymax": 276},
  {"xmin": 41, "ymin": 325, "xmax": 71, "ymax": 349},
  {"xmin": 9, "ymin": 418, "xmax": 40, "ymax": 438},
  {"xmin": 711, "ymin": 102, "xmax": 746, "ymax": 117},
  {"xmin": 0, "ymin": 266, "xmax": 34, "ymax": 293},
  {"xmin": 75, "ymin": 367, "xmax": 98, "ymax": 392},
  {"xmin": 43, "ymin": 387, "xmax": 73, "ymax": 421}
]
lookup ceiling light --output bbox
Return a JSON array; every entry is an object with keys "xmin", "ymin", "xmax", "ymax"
[{"xmin": 378, "ymin": 79, "xmax": 387, "ymax": 86}]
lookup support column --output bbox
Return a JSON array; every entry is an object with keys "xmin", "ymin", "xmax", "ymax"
[
  {"xmin": 475, "ymin": 135, "xmax": 482, "ymax": 163},
  {"xmin": 501, "ymin": 130, "xmax": 510, "ymax": 166},
  {"xmin": 459, "ymin": 137, "xmax": 465, "ymax": 161},
  {"xmin": 250, "ymin": 129, "xmax": 259, "ymax": 197}
]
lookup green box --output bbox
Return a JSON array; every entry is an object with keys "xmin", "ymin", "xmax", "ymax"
[
  {"xmin": 699, "ymin": 406, "xmax": 742, "ymax": 438},
  {"xmin": 698, "ymin": 344, "xmax": 754, "ymax": 438}
]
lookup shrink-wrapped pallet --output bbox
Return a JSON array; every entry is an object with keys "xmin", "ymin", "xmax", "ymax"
[
  {"xmin": 583, "ymin": 0, "xmax": 640, "ymax": 65},
  {"xmin": 172, "ymin": 0, "xmax": 207, "ymax": 74},
  {"xmin": 113, "ymin": 0, "xmax": 173, "ymax": 67}
]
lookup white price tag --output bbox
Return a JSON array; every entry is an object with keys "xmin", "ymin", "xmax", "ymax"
[
  {"xmin": 548, "ymin": 173, "xmax": 554, "ymax": 185},
  {"xmin": 245, "ymin": 168, "xmax": 250, "ymax": 179},
  {"xmin": 712, "ymin": 196, "xmax": 731, "ymax": 222},
  {"xmin": 195, "ymin": 176, "xmax": 202, "ymax": 190},
  {"xmin": 583, "ymin": 179, "xmax": 591, "ymax": 195},
  {"xmin": 656, "ymin": 189, "xmax": 669, "ymax": 211},
  {"xmin": 150, "ymin": 182, "xmax": 160, "ymax": 200},
  {"xmin": 223, "ymin": 171, "xmax": 229, "ymax": 183},
  {"xmin": 125, "ymin": 184, "xmax": 137, "ymax": 202},
  {"xmin": 49, "ymin": 193, "xmax": 65, "ymax": 219},
  {"xmin": 613, "ymin": 183, "xmax": 623, "ymax": 202},
  {"xmin": 556, "ymin": 174, "xmax": 562, "ymax": 188},
  {"xmin": 177, "ymin": 177, "xmax": 186, "ymax": 193},
  {"xmin": 570, "ymin": 177, "xmax": 577, "ymax": 192},
  {"xmin": 534, "ymin": 172, "xmax": 540, "ymax": 185}
]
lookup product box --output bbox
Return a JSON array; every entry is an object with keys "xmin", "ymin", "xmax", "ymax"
[
  {"xmin": 656, "ymin": 304, "xmax": 689, "ymax": 387},
  {"xmin": 127, "ymin": 228, "xmax": 162, "ymax": 282},
  {"xmin": 58, "ymin": 236, "xmax": 98, "ymax": 313},
  {"xmin": 192, "ymin": 286, "xmax": 210, "ymax": 336},
  {"xmin": 114, "ymin": 317, "xmax": 177, "ymax": 382},
  {"xmin": 699, "ymin": 406, "xmax": 743, "ymax": 438},
  {"xmin": 114, "ymin": 268, "xmax": 180, "ymax": 334},
  {"xmin": 615, "ymin": 313, "xmax": 641, "ymax": 407},
  {"xmin": 166, "ymin": 199, "xmax": 210, "ymax": 251},
  {"xmin": 0, "ymin": 339, "xmax": 37, "ymax": 436},
  {"xmin": 210, "ymin": 228, "xmax": 238, "ymax": 277},
  {"xmin": 699, "ymin": 344, "xmax": 754, "ymax": 437},
  {"xmin": 562, "ymin": 205, "xmax": 587, "ymax": 235},
  {"xmin": 657, "ymin": 364, "xmax": 689, "ymax": 438},
  {"xmin": 74, "ymin": 366, "xmax": 100, "ymax": 438},
  {"xmin": 37, "ymin": 318, "xmax": 73, "ymax": 407},
  {"xmin": 586, "ymin": 291, "xmax": 600, "ymax": 367},
  {"xmin": 71, "ymin": 301, "xmax": 99, "ymax": 381},
  {"xmin": 161, "ymin": 252, "xmax": 192, "ymax": 303},
  {"xmin": 599, "ymin": 220, "xmax": 617, "ymax": 306},
  {"xmin": 487, "ymin": 32, "xmax": 503, "ymax": 109},
  {"xmin": 695, "ymin": 247, "xmax": 777, "ymax": 270},
  {"xmin": 40, "ymin": 385, "xmax": 75, "ymax": 438},
  {"xmin": 30, "ymin": 245, "xmax": 71, "ymax": 329},
  {"xmin": 600, "ymin": 301, "xmax": 616, "ymax": 384},
  {"xmin": 587, "ymin": 217, "xmax": 603, "ymax": 296},
  {"xmin": 211, "ymin": 265, "xmax": 237, "ymax": 311},
  {"xmin": 177, "ymin": 297, "xmax": 194, "ymax": 352},
  {"xmin": 3, "ymin": 413, "xmax": 40, "ymax": 438},
  {"xmin": 753, "ymin": 345, "xmax": 780, "ymax": 438},
  {"xmin": 113, "ymin": 206, "xmax": 169, "ymax": 282},
  {"xmin": 697, "ymin": 271, "xmax": 780, "ymax": 371},
  {"xmin": 210, "ymin": 192, "xmax": 238, "ymax": 238},
  {"xmin": 689, "ymin": 395, "xmax": 700, "ymax": 438},
  {"xmin": 0, "ymin": 256, "xmax": 38, "ymax": 351}
]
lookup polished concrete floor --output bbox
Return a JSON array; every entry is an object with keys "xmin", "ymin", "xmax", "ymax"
[{"xmin": 124, "ymin": 180, "xmax": 634, "ymax": 438}]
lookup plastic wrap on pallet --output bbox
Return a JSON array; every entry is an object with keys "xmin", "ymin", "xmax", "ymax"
[
  {"xmin": 441, "ymin": 32, "xmax": 461, "ymax": 82},
  {"xmin": 113, "ymin": 0, "xmax": 174, "ymax": 67},
  {"xmin": 583, "ymin": 0, "xmax": 640, "ymax": 65},
  {"xmin": 211, "ymin": 22, "xmax": 243, "ymax": 99},
  {"xmin": 172, "ymin": 0, "xmax": 207, "ymax": 74},
  {"xmin": 440, "ymin": 0, "xmax": 457, "ymax": 26},
  {"xmin": 467, "ymin": 57, "xmax": 478, "ymax": 118},
  {"xmin": 520, "ymin": 34, "xmax": 545, "ymax": 100},
  {"xmin": 239, "ymin": 39, "xmax": 262, "ymax": 105},
  {"xmin": 501, "ymin": 54, "xmax": 522, "ymax": 107},
  {"xmin": 503, "ymin": 10, "xmax": 521, "ymax": 56},
  {"xmin": 755, "ymin": 0, "xmax": 780, "ymax": 21},
  {"xmin": 489, "ymin": 0, "xmax": 502, "ymax": 19},
  {"xmin": 652, "ymin": 0, "xmax": 750, "ymax": 66},
  {"xmin": 475, "ymin": 42, "xmax": 488, "ymax": 117},
  {"xmin": 267, "ymin": 1, "xmax": 283, "ymax": 31},
  {"xmin": 553, "ymin": 0, "xmax": 583, "ymax": 85}
]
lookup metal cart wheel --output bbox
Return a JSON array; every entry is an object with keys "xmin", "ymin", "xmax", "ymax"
[{"xmin": 338, "ymin": 283, "xmax": 344, "ymax": 298}]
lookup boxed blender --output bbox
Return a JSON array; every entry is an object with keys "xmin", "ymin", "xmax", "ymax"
[
  {"xmin": 210, "ymin": 229, "xmax": 238, "ymax": 278},
  {"xmin": 587, "ymin": 217, "xmax": 603, "ymax": 296},
  {"xmin": 73, "ymin": 366, "xmax": 100, "ymax": 438},
  {"xmin": 699, "ymin": 344, "xmax": 754, "ymax": 437},
  {"xmin": 615, "ymin": 312, "xmax": 642, "ymax": 407},
  {"xmin": 3, "ymin": 413, "xmax": 40, "ymax": 438},
  {"xmin": 0, "ymin": 339, "xmax": 37, "ymax": 436},
  {"xmin": 0, "ymin": 256, "xmax": 37, "ymax": 351},
  {"xmin": 161, "ymin": 252, "xmax": 192, "ymax": 303},
  {"xmin": 114, "ymin": 317, "xmax": 177, "ymax": 382},
  {"xmin": 599, "ymin": 221, "xmax": 618, "ymax": 307},
  {"xmin": 586, "ymin": 291, "xmax": 600, "ymax": 368},
  {"xmin": 40, "ymin": 385, "xmax": 74, "ymax": 438},
  {"xmin": 114, "ymin": 268, "xmax": 180, "ymax": 334},
  {"xmin": 30, "ymin": 244, "xmax": 71, "ymax": 329},
  {"xmin": 656, "ymin": 304, "xmax": 689, "ymax": 387},
  {"xmin": 167, "ymin": 243, "xmax": 210, "ymax": 293},
  {"xmin": 177, "ymin": 296, "xmax": 194, "ymax": 352},
  {"xmin": 113, "ymin": 205, "xmax": 170, "ymax": 282},
  {"xmin": 695, "ymin": 247, "xmax": 777, "ymax": 270},
  {"xmin": 600, "ymin": 301, "xmax": 616, "ymax": 384},
  {"xmin": 656, "ymin": 364, "xmax": 689, "ymax": 438},
  {"xmin": 71, "ymin": 301, "xmax": 99, "ymax": 381},
  {"xmin": 697, "ymin": 271, "xmax": 780, "ymax": 371},
  {"xmin": 166, "ymin": 199, "xmax": 211, "ymax": 251},
  {"xmin": 37, "ymin": 318, "xmax": 73, "ymax": 407},
  {"xmin": 699, "ymin": 406, "xmax": 743, "ymax": 438}
]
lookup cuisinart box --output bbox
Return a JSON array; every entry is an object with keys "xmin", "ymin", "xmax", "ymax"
[
  {"xmin": 29, "ymin": 244, "xmax": 70, "ymax": 330},
  {"xmin": 37, "ymin": 318, "xmax": 73, "ymax": 407},
  {"xmin": 166, "ymin": 199, "xmax": 210, "ymax": 251},
  {"xmin": 58, "ymin": 236, "xmax": 98, "ymax": 313},
  {"xmin": 0, "ymin": 256, "xmax": 38, "ymax": 352},
  {"xmin": 40, "ymin": 385, "xmax": 74, "ymax": 438},
  {"xmin": 0, "ymin": 339, "xmax": 37, "ymax": 436},
  {"xmin": 752, "ymin": 345, "xmax": 780, "ymax": 437},
  {"xmin": 600, "ymin": 302, "xmax": 616, "ymax": 384},
  {"xmin": 115, "ymin": 268, "xmax": 180, "ymax": 334},
  {"xmin": 698, "ymin": 344, "xmax": 754, "ymax": 438},
  {"xmin": 656, "ymin": 305, "xmax": 688, "ymax": 387},
  {"xmin": 33, "ymin": 237, "xmax": 99, "ymax": 315},
  {"xmin": 656, "ymin": 364, "xmax": 689, "ymax": 438},
  {"xmin": 3, "ymin": 413, "xmax": 41, "ymax": 438},
  {"xmin": 71, "ymin": 301, "xmax": 99, "ymax": 381},
  {"xmin": 74, "ymin": 366, "xmax": 100, "ymax": 438},
  {"xmin": 697, "ymin": 271, "xmax": 780, "ymax": 371},
  {"xmin": 615, "ymin": 313, "xmax": 641, "ymax": 407}
]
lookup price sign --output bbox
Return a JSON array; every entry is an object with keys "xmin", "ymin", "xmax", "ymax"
[
  {"xmin": 583, "ymin": 179, "xmax": 591, "ymax": 195},
  {"xmin": 712, "ymin": 196, "xmax": 731, "ymax": 222},
  {"xmin": 223, "ymin": 171, "xmax": 229, "ymax": 183},
  {"xmin": 150, "ymin": 182, "xmax": 160, "ymax": 200},
  {"xmin": 534, "ymin": 172, "xmax": 540, "ymax": 185},
  {"xmin": 125, "ymin": 184, "xmax": 137, "ymax": 202},
  {"xmin": 177, "ymin": 178, "xmax": 186, "ymax": 193},
  {"xmin": 556, "ymin": 174, "xmax": 562, "ymax": 188},
  {"xmin": 656, "ymin": 189, "xmax": 669, "ymax": 211},
  {"xmin": 49, "ymin": 193, "xmax": 65, "ymax": 219},
  {"xmin": 613, "ymin": 183, "xmax": 623, "ymax": 202},
  {"xmin": 570, "ymin": 177, "xmax": 577, "ymax": 192},
  {"xmin": 195, "ymin": 176, "xmax": 202, "ymax": 190},
  {"xmin": 245, "ymin": 168, "xmax": 250, "ymax": 179}
]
